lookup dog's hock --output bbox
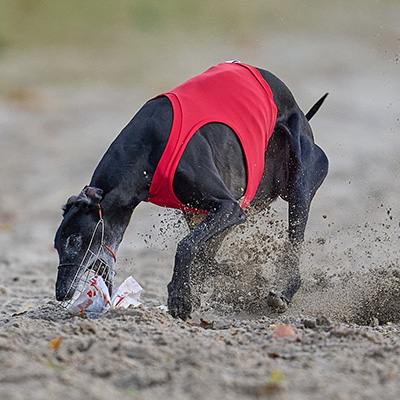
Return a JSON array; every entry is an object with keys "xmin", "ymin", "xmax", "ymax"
[{"xmin": 266, "ymin": 290, "xmax": 289, "ymax": 313}]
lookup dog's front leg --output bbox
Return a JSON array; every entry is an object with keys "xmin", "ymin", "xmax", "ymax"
[{"xmin": 168, "ymin": 200, "xmax": 246, "ymax": 320}]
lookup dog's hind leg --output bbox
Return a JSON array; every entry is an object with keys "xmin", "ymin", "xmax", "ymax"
[{"xmin": 267, "ymin": 111, "xmax": 328, "ymax": 312}]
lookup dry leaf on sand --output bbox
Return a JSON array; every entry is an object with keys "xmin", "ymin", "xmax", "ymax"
[{"xmin": 49, "ymin": 337, "xmax": 63, "ymax": 350}]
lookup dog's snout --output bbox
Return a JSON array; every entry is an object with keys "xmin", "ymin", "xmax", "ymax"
[{"xmin": 55, "ymin": 264, "xmax": 81, "ymax": 301}]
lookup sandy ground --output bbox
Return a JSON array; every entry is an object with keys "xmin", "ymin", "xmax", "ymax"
[{"xmin": 1, "ymin": 2, "xmax": 400, "ymax": 399}]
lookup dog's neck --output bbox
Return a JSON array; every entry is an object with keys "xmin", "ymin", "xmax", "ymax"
[{"xmin": 88, "ymin": 97, "xmax": 173, "ymax": 243}]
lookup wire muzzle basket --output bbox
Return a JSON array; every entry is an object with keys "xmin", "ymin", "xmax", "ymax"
[{"xmin": 60, "ymin": 211, "xmax": 116, "ymax": 310}]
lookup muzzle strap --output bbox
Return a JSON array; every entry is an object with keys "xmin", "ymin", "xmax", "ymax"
[{"xmin": 58, "ymin": 263, "xmax": 79, "ymax": 269}]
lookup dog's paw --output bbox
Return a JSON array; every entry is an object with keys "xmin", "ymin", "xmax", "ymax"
[
  {"xmin": 266, "ymin": 290, "xmax": 289, "ymax": 313},
  {"xmin": 167, "ymin": 281, "xmax": 192, "ymax": 321}
]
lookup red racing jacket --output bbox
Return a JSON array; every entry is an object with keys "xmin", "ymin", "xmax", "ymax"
[{"xmin": 147, "ymin": 62, "xmax": 277, "ymax": 214}]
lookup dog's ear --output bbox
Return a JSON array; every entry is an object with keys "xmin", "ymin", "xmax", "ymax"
[
  {"xmin": 62, "ymin": 186, "xmax": 103, "ymax": 216},
  {"xmin": 62, "ymin": 195, "xmax": 78, "ymax": 216},
  {"xmin": 78, "ymin": 186, "xmax": 103, "ymax": 204}
]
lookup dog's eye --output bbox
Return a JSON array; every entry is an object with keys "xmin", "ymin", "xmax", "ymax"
[{"xmin": 65, "ymin": 234, "xmax": 83, "ymax": 251}]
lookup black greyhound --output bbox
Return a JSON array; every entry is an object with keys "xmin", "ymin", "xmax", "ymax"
[{"xmin": 54, "ymin": 63, "xmax": 328, "ymax": 320}]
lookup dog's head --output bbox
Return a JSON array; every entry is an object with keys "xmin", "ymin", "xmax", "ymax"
[{"xmin": 54, "ymin": 186, "xmax": 116, "ymax": 301}]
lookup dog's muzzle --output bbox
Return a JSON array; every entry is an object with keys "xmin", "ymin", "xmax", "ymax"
[
  {"xmin": 56, "ymin": 205, "xmax": 117, "ymax": 309},
  {"xmin": 56, "ymin": 258, "xmax": 115, "ymax": 308}
]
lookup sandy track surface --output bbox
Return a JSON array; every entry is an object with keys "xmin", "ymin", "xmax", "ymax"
[{"xmin": 1, "ymin": 1, "xmax": 400, "ymax": 399}]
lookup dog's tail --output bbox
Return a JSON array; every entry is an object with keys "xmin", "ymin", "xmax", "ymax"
[{"xmin": 305, "ymin": 93, "xmax": 329, "ymax": 121}]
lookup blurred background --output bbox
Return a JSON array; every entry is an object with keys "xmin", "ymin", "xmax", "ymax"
[{"xmin": 0, "ymin": 0, "xmax": 399, "ymax": 312}]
